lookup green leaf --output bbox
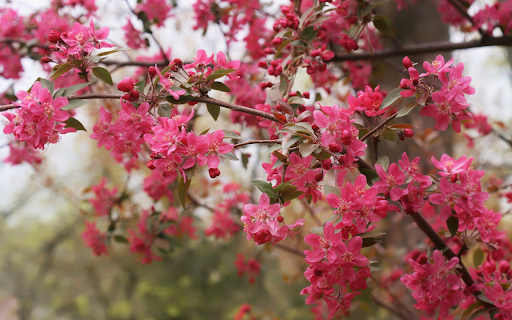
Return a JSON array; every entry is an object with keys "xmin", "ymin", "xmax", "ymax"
[
  {"xmin": 178, "ymin": 177, "xmax": 192, "ymax": 209},
  {"xmin": 92, "ymin": 67, "xmax": 113, "ymax": 86},
  {"xmin": 354, "ymin": 288, "xmax": 372, "ymax": 304},
  {"xmin": 373, "ymin": 14, "xmax": 395, "ymax": 37},
  {"xmin": 473, "ymin": 248, "xmax": 485, "ymax": 266},
  {"xmin": 210, "ymin": 82, "xmax": 231, "ymax": 92},
  {"xmin": 241, "ymin": 153, "xmax": 249, "ymax": 169},
  {"xmin": 446, "ymin": 213, "xmax": 459, "ymax": 237},
  {"xmin": 113, "ymin": 235, "xmax": 129, "ymax": 244},
  {"xmin": 299, "ymin": 143, "xmax": 318, "ymax": 157},
  {"xmin": 311, "ymin": 150, "xmax": 331, "ymax": 160},
  {"xmin": 97, "ymin": 48, "xmax": 127, "ymax": 56},
  {"xmin": 302, "ymin": 25, "xmax": 318, "ymax": 41},
  {"xmin": 375, "ymin": 156, "xmax": 389, "ymax": 171},
  {"xmin": 264, "ymin": 144, "xmax": 282, "ymax": 155},
  {"xmin": 166, "ymin": 95, "xmax": 193, "ymax": 105},
  {"xmin": 252, "ymin": 180, "xmax": 278, "ymax": 199},
  {"xmin": 380, "ymin": 87, "xmax": 402, "ymax": 109},
  {"xmin": 362, "ymin": 237, "xmax": 382, "ymax": 247},
  {"xmin": 64, "ymin": 117, "xmax": 87, "ymax": 131},
  {"xmin": 206, "ymin": 103, "xmax": 220, "ymax": 121},
  {"xmin": 36, "ymin": 78, "xmax": 54, "ymax": 94},
  {"xmin": 284, "ymin": 136, "xmax": 302, "ymax": 149},
  {"xmin": 84, "ymin": 55, "xmax": 101, "ymax": 63},
  {"xmin": 53, "ymin": 88, "xmax": 66, "ymax": 98},
  {"xmin": 311, "ymin": 226, "xmax": 324, "ymax": 235},
  {"xmin": 50, "ymin": 63, "xmax": 72, "ymax": 80},
  {"xmin": 324, "ymin": 185, "xmax": 340, "ymax": 197},
  {"xmin": 62, "ymin": 99, "xmax": 88, "ymax": 110},
  {"xmin": 206, "ymin": 69, "xmax": 236, "ymax": 81},
  {"xmin": 358, "ymin": 168, "xmax": 379, "ymax": 186},
  {"xmin": 219, "ymin": 152, "xmax": 239, "ymax": 161},
  {"xmin": 475, "ymin": 293, "xmax": 493, "ymax": 305},
  {"xmin": 397, "ymin": 100, "xmax": 419, "ymax": 118},
  {"xmin": 222, "ymin": 130, "xmax": 241, "ymax": 139},
  {"xmin": 63, "ymin": 81, "xmax": 94, "ymax": 97}
]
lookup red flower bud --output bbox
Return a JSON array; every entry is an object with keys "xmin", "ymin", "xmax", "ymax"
[
  {"xmin": 172, "ymin": 58, "xmax": 183, "ymax": 67},
  {"xmin": 404, "ymin": 128, "xmax": 414, "ymax": 137},
  {"xmin": 315, "ymin": 172, "xmax": 324, "ymax": 182},
  {"xmin": 117, "ymin": 77, "xmax": 135, "ymax": 92},
  {"xmin": 328, "ymin": 143, "xmax": 341, "ymax": 153},
  {"xmin": 312, "ymin": 124, "xmax": 320, "ymax": 132},
  {"xmin": 40, "ymin": 57, "xmax": 51, "ymax": 63},
  {"xmin": 122, "ymin": 93, "xmax": 133, "ymax": 101},
  {"xmin": 147, "ymin": 160, "xmax": 155, "ymax": 170},
  {"xmin": 209, "ymin": 168, "xmax": 221, "ymax": 179},
  {"xmin": 48, "ymin": 44, "xmax": 57, "ymax": 51},
  {"xmin": 303, "ymin": 91, "xmax": 310, "ymax": 99},
  {"xmin": 322, "ymin": 159, "xmax": 332, "ymax": 170},
  {"xmin": 403, "ymin": 56, "xmax": 413, "ymax": 69},
  {"xmin": 500, "ymin": 261, "xmax": 510, "ymax": 273},
  {"xmin": 48, "ymin": 30, "xmax": 61, "ymax": 43},
  {"xmin": 130, "ymin": 90, "xmax": 140, "ymax": 100},
  {"xmin": 258, "ymin": 60, "xmax": 268, "ymax": 68},
  {"xmin": 272, "ymin": 37, "xmax": 283, "ymax": 46},
  {"xmin": 277, "ymin": 216, "xmax": 284, "ymax": 222},
  {"xmin": 148, "ymin": 66, "xmax": 157, "ymax": 77},
  {"xmin": 417, "ymin": 254, "xmax": 428, "ymax": 264},
  {"xmin": 450, "ymin": 174, "xmax": 458, "ymax": 183}
]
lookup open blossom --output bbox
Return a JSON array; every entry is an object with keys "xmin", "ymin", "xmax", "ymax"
[
  {"xmin": 241, "ymin": 194, "xmax": 304, "ymax": 245},
  {"xmin": 89, "ymin": 178, "xmax": 118, "ymax": 217},
  {"xmin": 81, "ymin": 221, "xmax": 108, "ymax": 256},
  {"xmin": 347, "ymin": 85, "xmax": 385, "ymax": 117},
  {"xmin": 421, "ymin": 55, "xmax": 453, "ymax": 77},
  {"xmin": 234, "ymin": 253, "xmax": 260, "ymax": 284},
  {"xmin": 205, "ymin": 210, "xmax": 240, "ymax": 240},
  {"xmin": 204, "ymin": 130, "xmax": 234, "ymax": 169},
  {"xmin": 3, "ymin": 82, "xmax": 75, "ymax": 149}
]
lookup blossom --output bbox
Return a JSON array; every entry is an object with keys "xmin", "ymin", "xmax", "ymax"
[{"xmin": 81, "ymin": 221, "xmax": 108, "ymax": 256}]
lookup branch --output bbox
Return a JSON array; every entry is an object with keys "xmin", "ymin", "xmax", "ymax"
[
  {"xmin": 275, "ymin": 243, "xmax": 305, "ymax": 257},
  {"xmin": 331, "ymin": 36, "xmax": 512, "ymax": 62},
  {"xmin": 445, "ymin": 0, "xmax": 485, "ymax": 36},
  {"xmin": 360, "ymin": 112, "xmax": 398, "ymax": 142},
  {"xmin": 372, "ymin": 294, "xmax": 414, "ymax": 320},
  {"xmin": 409, "ymin": 211, "xmax": 482, "ymax": 295},
  {"xmin": 234, "ymin": 139, "xmax": 281, "ymax": 148},
  {"xmin": 192, "ymin": 96, "xmax": 278, "ymax": 122}
]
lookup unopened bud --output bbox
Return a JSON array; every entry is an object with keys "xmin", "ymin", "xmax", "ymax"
[
  {"xmin": 48, "ymin": 30, "xmax": 61, "ymax": 43},
  {"xmin": 328, "ymin": 143, "xmax": 341, "ymax": 153},
  {"xmin": 403, "ymin": 56, "xmax": 413, "ymax": 69},
  {"xmin": 148, "ymin": 66, "xmax": 157, "ymax": 78},
  {"xmin": 277, "ymin": 216, "xmax": 284, "ymax": 222},
  {"xmin": 258, "ymin": 60, "xmax": 268, "ymax": 68},
  {"xmin": 41, "ymin": 57, "xmax": 51, "ymax": 63},
  {"xmin": 147, "ymin": 160, "xmax": 155, "ymax": 170},
  {"xmin": 117, "ymin": 77, "xmax": 135, "ymax": 92},
  {"xmin": 404, "ymin": 128, "xmax": 414, "ymax": 137},
  {"xmin": 209, "ymin": 168, "xmax": 221, "ymax": 178},
  {"xmin": 172, "ymin": 58, "xmax": 183, "ymax": 67},
  {"xmin": 303, "ymin": 91, "xmax": 310, "ymax": 99},
  {"xmin": 122, "ymin": 93, "xmax": 133, "ymax": 101},
  {"xmin": 500, "ymin": 261, "xmax": 510, "ymax": 273},
  {"xmin": 130, "ymin": 90, "xmax": 139, "ymax": 100}
]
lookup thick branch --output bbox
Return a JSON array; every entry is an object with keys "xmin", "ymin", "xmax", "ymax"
[
  {"xmin": 331, "ymin": 36, "xmax": 512, "ymax": 62},
  {"xmin": 193, "ymin": 96, "xmax": 278, "ymax": 122}
]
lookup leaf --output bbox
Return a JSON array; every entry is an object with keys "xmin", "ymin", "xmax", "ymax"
[
  {"xmin": 461, "ymin": 301, "xmax": 483, "ymax": 320},
  {"xmin": 380, "ymin": 87, "xmax": 402, "ymax": 109},
  {"xmin": 241, "ymin": 153, "xmax": 249, "ymax": 169},
  {"xmin": 446, "ymin": 213, "xmax": 459, "ymax": 237},
  {"xmin": 210, "ymin": 82, "xmax": 231, "ymax": 92},
  {"xmin": 311, "ymin": 150, "xmax": 331, "ymax": 160},
  {"xmin": 63, "ymin": 81, "xmax": 94, "ymax": 97},
  {"xmin": 219, "ymin": 152, "xmax": 239, "ymax": 161},
  {"xmin": 265, "ymin": 144, "xmax": 282, "ymax": 155},
  {"xmin": 324, "ymin": 185, "xmax": 340, "ymax": 197},
  {"xmin": 302, "ymin": 25, "xmax": 318, "ymax": 41},
  {"xmin": 390, "ymin": 123, "xmax": 414, "ymax": 129},
  {"xmin": 373, "ymin": 14, "xmax": 395, "ymax": 37},
  {"xmin": 359, "ymin": 168, "xmax": 379, "ymax": 186},
  {"xmin": 375, "ymin": 156, "xmax": 389, "ymax": 171},
  {"xmin": 50, "ymin": 62, "xmax": 72, "ymax": 80},
  {"xmin": 284, "ymin": 136, "xmax": 302, "ymax": 149},
  {"xmin": 62, "ymin": 99, "xmax": 88, "ymax": 110},
  {"xmin": 311, "ymin": 227, "xmax": 324, "ymax": 235},
  {"xmin": 207, "ymin": 103, "xmax": 220, "ymax": 120},
  {"xmin": 277, "ymin": 99, "xmax": 294, "ymax": 115},
  {"xmin": 381, "ymin": 128, "xmax": 396, "ymax": 141},
  {"xmin": 36, "ymin": 78, "xmax": 54, "ymax": 94},
  {"xmin": 252, "ymin": 180, "xmax": 278, "ymax": 199},
  {"xmin": 113, "ymin": 235, "xmax": 129, "ymax": 244},
  {"xmin": 97, "ymin": 48, "xmax": 128, "ymax": 56},
  {"xmin": 92, "ymin": 67, "xmax": 113, "ymax": 85},
  {"xmin": 475, "ymin": 293, "xmax": 493, "ymax": 305},
  {"xmin": 299, "ymin": 143, "xmax": 318, "ymax": 157},
  {"xmin": 178, "ymin": 177, "xmax": 192, "ymax": 209},
  {"xmin": 53, "ymin": 88, "xmax": 66, "ymax": 98},
  {"xmin": 354, "ymin": 288, "xmax": 372, "ymax": 304},
  {"xmin": 473, "ymin": 248, "xmax": 485, "ymax": 266},
  {"xmin": 397, "ymin": 100, "xmax": 419, "ymax": 118},
  {"xmin": 64, "ymin": 117, "xmax": 87, "ymax": 131},
  {"xmin": 222, "ymin": 130, "xmax": 241, "ymax": 139},
  {"xmin": 84, "ymin": 55, "xmax": 101, "ymax": 63},
  {"xmin": 166, "ymin": 95, "xmax": 193, "ymax": 105},
  {"xmin": 283, "ymin": 191, "xmax": 303, "ymax": 203},
  {"xmin": 206, "ymin": 69, "xmax": 236, "ymax": 81},
  {"xmin": 362, "ymin": 237, "xmax": 382, "ymax": 247}
]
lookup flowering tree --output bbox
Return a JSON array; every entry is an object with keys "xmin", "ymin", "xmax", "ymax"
[{"xmin": 1, "ymin": 0, "xmax": 512, "ymax": 319}]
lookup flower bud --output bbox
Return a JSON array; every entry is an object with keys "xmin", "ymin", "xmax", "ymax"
[
  {"xmin": 48, "ymin": 30, "xmax": 61, "ymax": 43},
  {"xmin": 272, "ymin": 37, "xmax": 283, "ymax": 46},
  {"xmin": 122, "ymin": 93, "xmax": 133, "ymax": 101},
  {"xmin": 315, "ymin": 172, "xmax": 324, "ymax": 182},
  {"xmin": 148, "ymin": 66, "xmax": 157, "ymax": 78},
  {"xmin": 500, "ymin": 261, "xmax": 510, "ymax": 274},
  {"xmin": 404, "ymin": 128, "xmax": 414, "ymax": 137},
  {"xmin": 172, "ymin": 58, "xmax": 183, "ymax": 67},
  {"xmin": 313, "ymin": 269, "xmax": 322, "ymax": 277},
  {"xmin": 321, "ymin": 159, "xmax": 332, "ymax": 170},
  {"xmin": 117, "ymin": 77, "xmax": 135, "ymax": 92},
  {"xmin": 403, "ymin": 56, "xmax": 413, "ymax": 69},
  {"xmin": 328, "ymin": 143, "xmax": 341, "ymax": 153},
  {"xmin": 258, "ymin": 60, "xmax": 268, "ymax": 68},
  {"xmin": 417, "ymin": 254, "xmax": 428, "ymax": 264},
  {"xmin": 209, "ymin": 168, "xmax": 221, "ymax": 178},
  {"xmin": 40, "ymin": 57, "xmax": 51, "ymax": 63},
  {"xmin": 147, "ymin": 160, "xmax": 155, "ymax": 170},
  {"xmin": 303, "ymin": 91, "xmax": 310, "ymax": 99},
  {"xmin": 130, "ymin": 90, "xmax": 140, "ymax": 100},
  {"xmin": 483, "ymin": 261, "xmax": 496, "ymax": 274},
  {"xmin": 277, "ymin": 216, "xmax": 284, "ymax": 222}
]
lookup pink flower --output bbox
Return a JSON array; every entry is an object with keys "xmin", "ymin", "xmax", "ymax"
[
  {"xmin": 431, "ymin": 154, "xmax": 471, "ymax": 177},
  {"xmin": 373, "ymin": 163, "xmax": 405, "ymax": 197},
  {"xmin": 184, "ymin": 49, "xmax": 214, "ymax": 70},
  {"xmin": 154, "ymin": 65, "xmax": 186, "ymax": 100},
  {"xmin": 204, "ymin": 130, "xmax": 234, "ymax": 169},
  {"xmin": 304, "ymin": 222, "xmax": 342, "ymax": 263},
  {"xmin": 122, "ymin": 19, "xmax": 146, "ymax": 50},
  {"xmin": 89, "ymin": 178, "xmax": 118, "ymax": 216},
  {"xmin": 81, "ymin": 221, "xmax": 108, "ymax": 256},
  {"xmin": 421, "ymin": 55, "xmax": 453, "ymax": 77},
  {"xmin": 136, "ymin": 0, "xmax": 172, "ymax": 27}
]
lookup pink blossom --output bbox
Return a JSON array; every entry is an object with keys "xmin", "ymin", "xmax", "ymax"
[{"xmin": 81, "ymin": 221, "xmax": 108, "ymax": 256}]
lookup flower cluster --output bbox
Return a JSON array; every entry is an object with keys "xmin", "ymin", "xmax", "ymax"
[
  {"xmin": 241, "ymin": 194, "xmax": 305, "ymax": 245},
  {"xmin": 2, "ymin": 82, "xmax": 75, "ymax": 149},
  {"xmin": 401, "ymin": 250, "xmax": 465, "ymax": 318},
  {"xmin": 234, "ymin": 253, "xmax": 261, "ymax": 284},
  {"xmin": 301, "ymin": 223, "xmax": 371, "ymax": 319},
  {"xmin": 88, "ymin": 178, "xmax": 119, "ymax": 217},
  {"xmin": 81, "ymin": 221, "xmax": 108, "ymax": 256}
]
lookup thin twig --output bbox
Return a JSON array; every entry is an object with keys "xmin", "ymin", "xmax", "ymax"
[
  {"xmin": 275, "ymin": 243, "xmax": 305, "ymax": 257},
  {"xmin": 234, "ymin": 139, "xmax": 281, "ymax": 148},
  {"xmin": 360, "ymin": 112, "xmax": 398, "ymax": 142},
  {"xmin": 301, "ymin": 198, "xmax": 322, "ymax": 226}
]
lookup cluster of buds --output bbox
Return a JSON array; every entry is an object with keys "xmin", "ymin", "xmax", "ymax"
[{"xmin": 272, "ymin": 6, "xmax": 300, "ymax": 31}]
